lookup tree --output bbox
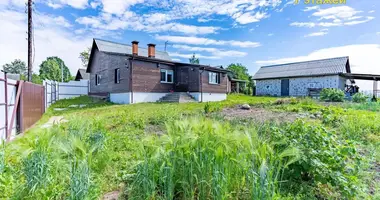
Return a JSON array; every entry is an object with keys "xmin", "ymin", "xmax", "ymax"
[
  {"xmin": 39, "ymin": 57, "xmax": 72, "ymax": 82},
  {"xmin": 2, "ymin": 59, "xmax": 27, "ymax": 75},
  {"xmin": 227, "ymin": 63, "xmax": 255, "ymax": 95},
  {"xmin": 189, "ymin": 53, "xmax": 200, "ymax": 64},
  {"xmin": 79, "ymin": 47, "xmax": 91, "ymax": 67}
]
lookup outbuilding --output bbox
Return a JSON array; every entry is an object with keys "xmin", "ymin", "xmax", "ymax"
[{"xmin": 253, "ymin": 57, "xmax": 351, "ymax": 97}]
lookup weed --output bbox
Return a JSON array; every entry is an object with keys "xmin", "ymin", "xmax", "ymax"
[
  {"xmin": 320, "ymin": 88, "xmax": 345, "ymax": 102},
  {"xmin": 127, "ymin": 119, "xmax": 300, "ymax": 199},
  {"xmin": 352, "ymin": 93, "xmax": 369, "ymax": 103},
  {"xmin": 22, "ymin": 149, "xmax": 50, "ymax": 193},
  {"xmin": 70, "ymin": 159, "xmax": 91, "ymax": 200}
]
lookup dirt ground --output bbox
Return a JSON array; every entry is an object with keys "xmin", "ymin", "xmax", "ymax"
[{"xmin": 220, "ymin": 106, "xmax": 299, "ymax": 123}]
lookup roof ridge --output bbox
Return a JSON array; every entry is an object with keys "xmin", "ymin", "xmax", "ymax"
[
  {"xmin": 261, "ymin": 56, "xmax": 349, "ymax": 68},
  {"xmin": 94, "ymin": 38, "xmax": 168, "ymax": 53}
]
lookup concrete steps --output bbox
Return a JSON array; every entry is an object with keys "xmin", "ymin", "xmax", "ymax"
[{"xmin": 158, "ymin": 92, "xmax": 197, "ymax": 103}]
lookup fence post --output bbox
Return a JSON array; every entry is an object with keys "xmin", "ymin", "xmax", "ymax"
[
  {"xmin": 4, "ymin": 72, "xmax": 8, "ymax": 141},
  {"xmin": 7, "ymin": 81, "xmax": 23, "ymax": 141}
]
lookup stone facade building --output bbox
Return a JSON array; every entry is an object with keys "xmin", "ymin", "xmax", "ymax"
[{"xmin": 253, "ymin": 57, "xmax": 351, "ymax": 97}]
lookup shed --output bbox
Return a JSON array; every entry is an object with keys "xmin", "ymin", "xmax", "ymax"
[
  {"xmin": 75, "ymin": 69, "xmax": 89, "ymax": 81},
  {"xmin": 253, "ymin": 57, "xmax": 351, "ymax": 96}
]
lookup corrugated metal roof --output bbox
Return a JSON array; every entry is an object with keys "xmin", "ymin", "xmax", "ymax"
[
  {"xmin": 94, "ymin": 38, "xmax": 172, "ymax": 61},
  {"xmin": 253, "ymin": 57, "xmax": 349, "ymax": 80}
]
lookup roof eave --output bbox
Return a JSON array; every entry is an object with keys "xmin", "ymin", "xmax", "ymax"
[{"xmin": 253, "ymin": 73, "xmax": 345, "ymax": 80}]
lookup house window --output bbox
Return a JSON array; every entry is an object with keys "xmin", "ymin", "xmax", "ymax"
[
  {"xmin": 115, "ymin": 68, "xmax": 120, "ymax": 84},
  {"xmin": 95, "ymin": 74, "xmax": 100, "ymax": 85},
  {"xmin": 209, "ymin": 72, "xmax": 220, "ymax": 84},
  {"xmin": 160, "ymin": 69, "xmax": 173, "ymax": 83}
]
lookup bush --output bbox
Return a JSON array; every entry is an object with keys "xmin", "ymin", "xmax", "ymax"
[
  {"xmin": 352, "ymin": 93, "xmax": 368, "ymax": 103},
  {"xmin": 203, "ymin": 102, "xmax": 222, "ymax": 113},
  {"xmin": 320, "ymin": 88, "xmax": 345, "ymax": 102},
  {"xmin": 271, "ymin": 120, "xmax": 362, "ymax": 198}
]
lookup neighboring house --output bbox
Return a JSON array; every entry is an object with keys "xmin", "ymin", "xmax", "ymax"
[
  {"xmin": 86, "ymin": 39, "xmax": 229, "ymax": 104},
  {"xmin": 253, "ymin": 57, "xmax": 351, "ymax": 96},
  {"xmin": 75, "ymin": 69, "xmax": 89, "ymax": 81}
]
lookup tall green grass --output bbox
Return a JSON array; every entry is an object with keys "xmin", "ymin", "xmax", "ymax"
[{"xmin": 127, "ymin": 119, "xmax": 300, "ymax": 199}]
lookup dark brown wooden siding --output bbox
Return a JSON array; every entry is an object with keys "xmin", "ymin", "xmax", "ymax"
[
  {"xmin": 132, "ymin": 60, "xmax": 174, "ymax": 92},
  {"xmin": 201, "ymin": 70, "xmax": 228, "ymax": 93},
  {"xmin": 176, "ymin": 66, "xmax": 200, "ymax": 92},
  {"xmin": 89, "ymin": 49, "xmax": 130, "ymax": 93}
]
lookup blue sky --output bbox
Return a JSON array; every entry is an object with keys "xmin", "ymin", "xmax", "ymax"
[{"xmin": 0, "ymin": 0, "xmax": 379, "ymax": 90}]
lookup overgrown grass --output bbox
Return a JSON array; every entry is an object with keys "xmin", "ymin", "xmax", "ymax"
[{"xmin": 0, "ymin": 94, "xmax": 378, "ymax": 199}]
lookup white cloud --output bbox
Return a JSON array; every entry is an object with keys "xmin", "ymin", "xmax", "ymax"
[
  {"xmin": 312, "ymin": 6, "xmax": 361, "ymax": 20},
  {"xmin": 303, "ymin": 6, "xmax": 319, "ymax": 12},
  {"xmin": 172, "ymin": 44, "xmax": 247, "ymax": 58},
  {"xmin": 377, "ymin": 32, "xmax": 380, "ymax": 35},
  {"xmin": 304, "ymin": 30, "xmax": 328, "ymax": 37},
  {"xmin": 292, "ymin": 6, "xmax": 374, "ymax": 28},
  {"xmin": 0, "ymin": 9, "xmax": 91, "ymax": 75},
  {"xmin": 101, "ymin": 0, "xmax": 143, "ymax": 15},
  {"xmin": 155, "ymin": 35, "xmax": 261, "ymax": 48},
  {"xmin": 268, "ymin": 33, "xmax": 274, "ymax": 36},
  {"xmin": 168, "ymin": 52, "xmax": 220, "ymax": 60},
  {"xmin": 255, "ymin": 44, "xmax": 380, "ymax": 90},
  {"xmin": 233, "ymin": 11, "xmax": 269, "ymax": 24},
  {"xmin": 45, "ymin": 0, "xmax": 89, "ymax": 9},
  {"xmin": 290, "ymin": 22, "xmax": 316, "ymax": 28},
  {"xmin": 76, "ymin": 14, "xmax": 221, "ymax": 35},
  {"xmin": 344, "ymin": 17, "xmax": 375, "ymax": 26},
  {"xmin": 369, "ymin": 10, "xmax": 375, "ymax": 14},
  {"xmin": 47, "ymin": 2, "xmax": 63, "ymax": 9}
]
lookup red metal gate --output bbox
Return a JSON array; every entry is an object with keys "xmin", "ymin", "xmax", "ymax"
[{"xmin": 19, "ymin": 81, "xmax": 45, "ymax": 132}]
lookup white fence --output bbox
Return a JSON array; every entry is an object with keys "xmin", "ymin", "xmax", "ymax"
[
  {"xmin": 43, "ymin": 80, "xmax": 89, "ymax": 109},
  {"xmin": 0, "ymin": 72, "xmax": 17, "ymax": 141}
]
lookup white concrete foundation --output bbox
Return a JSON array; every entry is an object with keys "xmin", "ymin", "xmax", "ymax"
[
  {"xmin": 110, "ymin": 93, "xmax": 131, "ymax": 104},
  {"xmin": 110, "ymin": 92, "xmax": 169, "ymax": 104},
  {"xmin": 190, "ymin": 93, "xmax": 227, "ymax": 102},
  {"xmin": 132, "ymin": 92, "xmax": 168, "ymax": 103}
]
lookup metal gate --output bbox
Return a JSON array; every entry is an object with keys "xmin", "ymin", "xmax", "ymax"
[{"xmin": 19, "ymin": 82, "xmax": 45, "ymax": 132}]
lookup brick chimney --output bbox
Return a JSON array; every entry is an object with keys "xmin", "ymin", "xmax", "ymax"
[
  {"xmin": 147, "ymin": 43, "xmax": 156, "ymax": 58},
  {"xmin": 132, "ymin": 41, "xmax": 139, "ymax": 56}
]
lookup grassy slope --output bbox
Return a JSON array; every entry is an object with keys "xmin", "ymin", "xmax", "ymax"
[{"xmin": 0, "ymin": 95, "xmax": 379, "ymax": 199}]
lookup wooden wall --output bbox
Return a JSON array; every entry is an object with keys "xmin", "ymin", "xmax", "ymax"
[
  {"xmin": 132, "ymin": 60, "xmax": 174, "ymax": 93},
  {"xmin": 89, "ymin": 49, "xmax": 130, "ymax": 94},
  {"xmin": 201, "ymin": 70, "xmax": 228, "ymax": 93}
]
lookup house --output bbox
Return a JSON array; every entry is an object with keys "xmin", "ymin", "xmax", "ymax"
[
  {"xmin": 253, "ymin": 57, "xmax": 351, "ymax": 96},
  {"xmin": 86, "ymin": 39, "xmax": 229, "ymax": 104},
  {"xmin": 75, "ymin": 69, "xmax": 89, "ymax": 81}
]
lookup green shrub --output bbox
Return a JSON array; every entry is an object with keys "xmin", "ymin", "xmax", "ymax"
[
  {"xmin": 271, "ymin": 120, "xmax": 362, "ymax": 198},
  {"xmin": 204, "ymin": 102, "xmax": 222, "ymax": 113},
  {"xmin": 320, "ymin": 88, "xmax": 345, "ymax": 102},
  {"xmin": 352, "ymin": 93, "xmax": 368, "ymax": 103}
]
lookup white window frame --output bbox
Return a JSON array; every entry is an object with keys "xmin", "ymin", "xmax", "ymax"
[
  {"xmin": 209, "ymin": 72, "xmax": 219, "ymax": 84},
  {"xmin": 160, "ymin": 69, "xmax": 174, "ymax": 83}
]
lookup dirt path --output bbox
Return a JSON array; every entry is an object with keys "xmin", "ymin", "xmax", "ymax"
[
  {"xmin": 220, "ymin": 106, "xmax": 299, "ymax": 123},
  {"xmin": 41, "ymin": 116, "xmax": 68, "ymax": 128}
]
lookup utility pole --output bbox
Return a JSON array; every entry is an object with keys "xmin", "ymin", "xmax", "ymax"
[{"xmin": 27, "ymin": 0, "xmax": 33, "ymax": 82}]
